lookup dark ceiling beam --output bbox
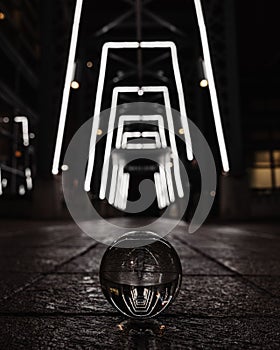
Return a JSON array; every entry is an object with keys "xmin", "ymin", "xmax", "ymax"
[
  {"xmin": 0, "ymin": 81, "xmax": 37, "ymax": 119},
  {"xmin": 0, "ymin": 32, "xmax": 38, "ymax": 88}
]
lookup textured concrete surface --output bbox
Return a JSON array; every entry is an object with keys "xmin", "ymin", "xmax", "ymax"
[{"xmin": 0, "ymin": 219, "xmax": 279, "ymax": 349}]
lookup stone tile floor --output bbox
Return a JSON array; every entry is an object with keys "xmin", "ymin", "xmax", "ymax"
[{"xmin": 0, "ymin": 219, "xmax": 279, "ymax": 349}]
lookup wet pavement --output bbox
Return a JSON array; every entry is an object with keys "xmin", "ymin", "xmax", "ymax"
[{"xmin": 0, "ymin": 219, "xmax": 279, "ymax": 349}]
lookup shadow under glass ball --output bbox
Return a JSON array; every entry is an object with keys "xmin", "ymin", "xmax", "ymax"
[{"xmin": 99, "ymin": 231, "xmax": 182, "ymax": 318}]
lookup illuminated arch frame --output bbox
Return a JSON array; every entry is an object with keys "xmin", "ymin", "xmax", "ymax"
[
  {"xmin": 112, "ymin": 114, "xmax": 174, "ymax": 206},
  {"xmin": 111, "ymin": 130, "xmax": 171, "ymax": 210},
  {"xmin": 97, "ymin": 86, "xmax": 183, "ymax": 200},
  {"xmin": 52, "ymin": 0, "xmax": 229, "ymax": 176}
]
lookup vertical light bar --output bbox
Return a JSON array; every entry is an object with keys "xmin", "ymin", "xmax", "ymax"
[
  {"xmin": 52, "ymin": 0, "xmax": 84, "ymax": 175},
  {"xmin": 108, "ymin": 164, "xmax": 118, "ymax": 204},
  {"xmin": 123, "ymin": 173, "xmax": 130, "ymax": 210},
  {"xmin": 159, "ymin": 164, "xmax": 170, "ymax": 206},
  {"xmin": 194, "ymin": 0, "xmax": 230, "ymax": 172},
  {"xmin": 154, "ymin": 172, "xmax": 164, "ymax": 209},
  {"xmin": 114, "ymin": 164, "xmax": 124, "ymax": 209},
  {"xmin": 165, "ymin": 161, "xmax": 175, "ymax": 203},
  {"xmin": 0, "ymin": 168, "xmax": 2, "ymax": 196},
  {"xmin": 14, "ymin": 116, "xmax": 29, "ymax": 146}
]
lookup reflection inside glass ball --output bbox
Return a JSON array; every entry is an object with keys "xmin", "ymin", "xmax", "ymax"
[{"xmin": 100, "ymin": 231, "xmax": 182, "ymax": 318}]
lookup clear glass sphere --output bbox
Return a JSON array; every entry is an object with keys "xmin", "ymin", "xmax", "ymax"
[{"xmin": 100, "ymin": 231, "xmax": 182, "ymax": 318}]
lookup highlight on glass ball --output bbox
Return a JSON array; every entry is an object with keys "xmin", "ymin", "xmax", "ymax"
[{"xmin": 99, "ymin": 231, "xmax": 182, "ymax": 318}]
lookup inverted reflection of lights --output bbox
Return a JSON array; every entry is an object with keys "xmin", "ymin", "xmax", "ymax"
[
  {"xmin": 82, "ymin": 41, "xmax": 193, "ymax": 193},
  {"xmin": 93, "ymin": 86, "xmax": 184, "ymax": 201},
  {"xmin": 100, "ymin": 231, "xmax": 182, "ymax": 318},
  {"xmin": 194, "ymin": 0, "xmax": 229, "ymax": 172},
  {"xmin": 14, "ymin": 116, "xmax": 29, "ymax": 146},
  {"xmin": 52, "ymin": 0, "xmax": 84, "ymax": 175}
]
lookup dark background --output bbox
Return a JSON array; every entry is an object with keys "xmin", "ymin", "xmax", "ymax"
[{"xmin": 0, "ymin": 0, "xmax": 279, "ymax": 220}]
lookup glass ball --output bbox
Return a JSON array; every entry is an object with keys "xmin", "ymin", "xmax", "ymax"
[{"xmin": 100, "ymin": 231, "xmax": 182, "ymax": 318}]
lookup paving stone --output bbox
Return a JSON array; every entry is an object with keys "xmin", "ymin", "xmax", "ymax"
[
  {"xmin": 0, "ymin": 316, "xmax": 279, "ymax": 349},
  {"xmin": 246, "ymin": 276, "xmax": 280, "ymax": 297},
  {"xmin": 170, "ymin": 276, "xmax": 280, "ymax": 317},
  {"xmin": 0, "ymin": 273, "xmax": 113, "ymax": 314},
  {"xmin": 0, "ymin": 220, "xmax": 280, "ymax": 348},
  {"xmin": 57, "ymin": 244, "xmax": 107, "ymax": 273},
  {"xmin": 0, "ymin": 247, "xmax": 88, "ymax": 273},
  {"xmin": 0, "ymin": 272, "xmax": 39, "ymax": 300}
]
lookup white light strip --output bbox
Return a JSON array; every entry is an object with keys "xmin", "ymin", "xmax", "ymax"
[
  {"xmin": 114, "ymin": 164, "xmax": 125, "ymax": 209},
  {"xmin": 165, "ymin": 161, "xmax": 175, "ymax": 203},
  {"xmin": 125, "ymin": 143, "xmax": 157, "ymax": 150},
  {"xmin": 14, "ymin": 116, "xmax": 29, "ymax": 146},
  {"xmin": 154, "ymin": 172, "xmax": 164, "ymax": 209},
  {"xmin": 52, "ymin": 0, "xmax": 84, "ymax": 175},
  {"xmin": 140, "ymin": 42, "xmax": 193, "ymax": 161},
  {"xmin": 85, "ymin": 41, "xmax": 193, "ymax": 192},
  {"xmin": 0, "ymin": 168, "xmax": 2, "ymax": 196},
  {"xmin": 159, "ymin": 164, "xmax": 170, "ymax": 206},
  {"xmin": 108, "ymin": 164, "xmax": 118, "ymax": 205},
  {"xmin": 123, "ymin": 173, "xmax": 130, "ymax": 210},
  {"xmin": 194, "ymin": 0, "xmax": 229, "ymax": 172}
]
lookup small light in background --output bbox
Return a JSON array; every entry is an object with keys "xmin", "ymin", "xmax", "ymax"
[
  {"xmin": 86, "ymin": 61, "xmax": 93, "ymax": 68},
  {"xmin": 200, "ymin": 78, "xmax": 208, "ymax": 88},
  {"xmin": 2, "ymin": 178, "xmax": 8, "ymax": 188},
  {"xmin": 97, "ymin": 129, "xmax": 103, "ymax": 136},
  {"xmin": 210, "ymin": 190, "xmax": 216, "ymax": 197},
  {"xmin": 3, "ymin": 117, "xmax": 9, "ymax": 123},
  {"xmin": 15, "ymin": 150, "xmax": 22, "ymax": 158},
  {"xmin": 138, "ymin": 89, "xmax": 144, "ymax": 96},
  {"xmin": 71, "ymin": 81, "xmax": 80, "ymax": 89},
  {"xmin": 30, "ymin": 133, "xmax": 35, "ymax": 139},
  {"xmin": 61, "ymin": 164, "xmax": 69, "ymax": 171},
  {"xmin": 19, "ymin": 185, "xmax": 25, "ymax": 196},
  {"xmin": 179, "ymin": 128, "xmax": 184, "ymax": 135},
  {"xmin": 0, "ymin": 12, "xmax": 5, "ymax": 20}
]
